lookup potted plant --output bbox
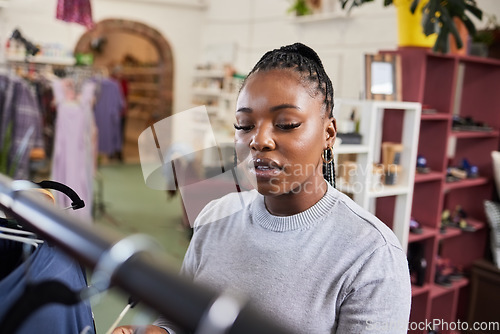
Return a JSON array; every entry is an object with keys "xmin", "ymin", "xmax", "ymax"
[
  {"xmin": 288, "ymin": 0, "xmax": 313, "ymax": 16},
  {"xmin": 339, "ymin": 0, "xmax": 483, "ymax": 53},
  {"xmin": 473, "ymin": 14, "xmax": 500, "ymax": 59}
]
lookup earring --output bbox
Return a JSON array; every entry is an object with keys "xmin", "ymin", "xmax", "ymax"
[{"xmin": 322, "ymin": 147, "xmax": 334, "ymax": 164}]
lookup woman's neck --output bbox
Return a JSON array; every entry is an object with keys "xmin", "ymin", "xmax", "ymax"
[{"xmin": 264, "ymin": 178, "xmax": 328, "ymax": 216}]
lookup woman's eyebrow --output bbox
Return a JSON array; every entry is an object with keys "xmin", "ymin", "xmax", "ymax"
[
  {"xmin": 270, "ymin": 104, "xmax": 302, "ymax": 112},
  {"xmin": 236, "ymin": 104, "xmax": 302, "ymax": 113},
  {"xmin": 236, "ymin": 107, "xmax": 252, "ymax": 113}
]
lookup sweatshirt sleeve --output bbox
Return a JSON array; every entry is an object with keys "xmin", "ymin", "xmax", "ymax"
[{"xmin": 335, "ymin": 243, "xmax": 412, "ymax": 334}]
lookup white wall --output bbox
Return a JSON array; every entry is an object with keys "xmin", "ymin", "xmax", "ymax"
[
  {"xmin": 201, "ymin": 0, "xmax": 398, "ymax": 101},
  {"xmin": 0, "ymin": 0, "xmax": 207, "ymax": 112},
  {"xmin": 0, "ymin": 0, "xmax": 499, "ymax": 111},
  {"xmin": 201, "ymin": 0, "xmax": 500, "ymax": 102}
]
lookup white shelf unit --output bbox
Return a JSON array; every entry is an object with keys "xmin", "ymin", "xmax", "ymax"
[
  {"xmin": 335, "ymin": 99, "xmax": 421, "ymax": 251},
  {"xmin": 191, "ymin": 68, "xmax": 243, "ymax": 124},
  {"xmin": 6, "ymin": 55, "xmax": 76, "ymax": 66}
]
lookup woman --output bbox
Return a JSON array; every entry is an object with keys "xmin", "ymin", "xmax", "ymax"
[{"xmin": 114, "ymin": 43, "xmax": 411, "ymax": 334}]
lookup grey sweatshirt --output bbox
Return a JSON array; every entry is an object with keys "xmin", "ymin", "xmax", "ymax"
[{"xmin": 155, "ymin": 183, "xmax": 411, "ymax": 333}]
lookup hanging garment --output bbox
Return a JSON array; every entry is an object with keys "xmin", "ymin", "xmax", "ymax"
[
  {"xmin": 94, "ymin": 78, "xmax": 125, "ymax": 156},
  {"xmin": 51, "ymin": 79, "xmax": 96, "ymax": 221},
  {"xmin": 0, "ymin": 75, "xmax": 44, "ymax": 180},
  {"xmin": 34, "ymin": 79, "xmax": 57, "ymax": 158},
  {"xmin": 56, "ymin": 0, "xmax": 94, "ymax": 29},
  {"xmin": 0, "ymin": 242, "xmax": 95, "ymax": 334}
]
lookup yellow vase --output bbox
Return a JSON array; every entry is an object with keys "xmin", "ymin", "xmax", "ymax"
[{"xmin": 395, "ymin": 0, "xmax": 437, "ymax": 48}]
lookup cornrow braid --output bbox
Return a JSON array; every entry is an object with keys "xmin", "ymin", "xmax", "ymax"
[
  {"xmin": 244, "ymin": 43, "xmax": 334, "ymax": 118},
  {"xmin": 242, "ymin": 42, "xmax": 336, "ymax": 188}
]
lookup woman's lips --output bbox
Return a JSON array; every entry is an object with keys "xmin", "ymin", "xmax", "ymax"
[{"xmin": 249, "ymin": 158, "xmax": 282, "ymax": 179}]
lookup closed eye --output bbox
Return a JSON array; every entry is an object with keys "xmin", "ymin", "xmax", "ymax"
[
  {"xmin": 276, "ymin": 123, "xmax": 301, "ymax": 130},
  {"xmin": 234, "ymin": 124, "xmax": 254, "ymax": 131}
]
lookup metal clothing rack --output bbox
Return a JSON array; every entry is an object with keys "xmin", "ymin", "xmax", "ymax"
[{"xmin": 0, "ymin": 174, "xmax": 292, "ymax": 334}]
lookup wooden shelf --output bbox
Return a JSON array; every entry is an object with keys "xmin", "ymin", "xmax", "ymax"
[
  {"xmin": 122, "ymin": 67, "xmax": 161, "ymax": 75},
  {"xmin": 451, "ymin": 130, "xmax": 499, "ymax": 139},
  {"xmin": 408, "ymin": 226, "xmax": 437, "ymax": 243},
  {"xmin": 387, "ymin": 46, "xmax": 498, "ymax": 334},
  {"xmin": 421, "ymin": 112, "xmax": 452, "ymax": 121},
  {"xmin": 430, "ymin": 277, "xmax": 469, "ymax": 299},
  {"xmin": 466, "ymin": 217, "xmax": 486, "ymax": 231},
  {"xmin": 128, "ymin": 83, "xmax": 159, "ymax": 91},
  {"xmin": 443, "ymin": 177, "xmax": 488, "ymax": 191},
  {"xmin": 414, "ymin": 171, "xmax": 443, "ymax": 183},
  {"xmin": 438, "ymin": 226, "xmax": 462, "ymax": 240},
  {"xmin": 128, "ymin": 96, "xmax": 160, "ymax": 106},
  {"xmin": 439, "ymin": 218, "xmax": 486, "ymax": 240},
  {"xmin": 458, "ymin": 54, "xmax": 500, "ymax": 66},
  {"xmin": 411, "ymin": 283, "xmax": 430, "ymax": 297}
]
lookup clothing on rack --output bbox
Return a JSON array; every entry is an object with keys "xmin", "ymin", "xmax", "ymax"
[
  {"xmin": 34, "ymin": 79, "xmax": 57, "ymax": 158},
  {"xmin": 0, "ymin": 74, "xmax": 44, "ymax": 180},
  {"xmin": 51, "ymin": 78, "xmax": 96, "ymax": 220},
  {"xmin": 0, "ymin": 242, "xmax": 95, "ymax": 334},
  {"xmin": 56, "ymin": 0, "xmax": 94, "ymax": 29},
  {"xmin": 93, "ymin": 78, "xmax": 125, "ymax": 156}
]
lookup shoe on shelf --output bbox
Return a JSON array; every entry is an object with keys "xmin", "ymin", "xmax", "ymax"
[
  {"xmin": 452, "ymin": 115, "xmax": 492, "ymax": 132},
  {"xmin": 416, "ymin": 155, "xmax": 430, "ymax": 174},
  {"xmin": 459, "ymin": 158, "xmax": 479, "ymax": 178},
  {"xmin": 451, "ymin": 205, "xmax": 477, "ymax": 232},
  {"xmin": 441, "ymin": 209, "xmax": 452, "ymax": 233},
  {"xmin": 409, "ymin": 217, "xmax": 423, "ymax": 234}
]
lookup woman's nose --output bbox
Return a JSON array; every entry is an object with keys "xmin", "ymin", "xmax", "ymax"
[{"xmin": 250, "ymin": 126, "xmax": 275, "ymax": 151}]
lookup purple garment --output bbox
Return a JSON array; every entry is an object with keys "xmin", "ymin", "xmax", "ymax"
[
  {"xmin": 0, "ymin": 74, "xmax": 44, "ymax": 180},
  {"xmin": 51, "ymin": 79, "xmax": 95, "ymax": 221},
  {"xmin": 56, "ymin": 0, "xmax": 94, "ymax": 29},
  {"xmin": 94, "ymin": 78, "xmax": 125, "ymax": 155}
]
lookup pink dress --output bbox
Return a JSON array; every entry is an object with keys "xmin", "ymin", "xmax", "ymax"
[{"xmin": 51, "ymin": 79, "xmax": 96, "ymax": 221}]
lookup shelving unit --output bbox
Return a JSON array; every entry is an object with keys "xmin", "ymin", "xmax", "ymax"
[
  {"xmin": 334, "ymin": 99, "xmax": 421, "ymax": 250},
  {"xmin": 381, "ymin": 47, "xmax": 500, "ymax": 334},
  {"xmin": 190, "ymin": 68, "xmax": 245, "ymax": 140},
  {"xmin": 6, "ymin": 54, "xmax": 75, "ymax": 65},
  {"xmin": 121, "ymin": 65, "xmax": 165, "ymax": 120}
]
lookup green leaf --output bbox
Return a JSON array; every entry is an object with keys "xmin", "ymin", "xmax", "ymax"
[
  {"xmin": 462, "ymin": 15, "xmax": 477, "ymax": 37},
  {"xmin": 465, "ymin": 3, "xmax": 482, "ymax": 20},
  {"xmin": 434, "ymin": 25, "xmax": 450, "ymax": 53},
  {"xmin": 441, "ymin": 7, "xmax": 463, "ymax": 49}
]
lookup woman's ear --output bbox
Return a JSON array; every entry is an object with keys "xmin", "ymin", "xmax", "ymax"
[{"xmin": 324, "ymin": 118, "xmax": 336, "ymax": 149}]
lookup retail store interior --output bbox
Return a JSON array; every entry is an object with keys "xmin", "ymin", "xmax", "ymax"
[{"xmin": 1, "ymin": 0, "xmax": 500, "ymax": 333}]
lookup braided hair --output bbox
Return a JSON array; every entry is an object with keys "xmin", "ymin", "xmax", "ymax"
[{"xmin": 241, "ymin": 42, "xmax": 336, "ymax": 187}]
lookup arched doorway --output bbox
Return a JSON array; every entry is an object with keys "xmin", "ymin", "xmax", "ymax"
[{"xmin": 74, "ymin": 19, "xmax": 174, "ymax": 162}]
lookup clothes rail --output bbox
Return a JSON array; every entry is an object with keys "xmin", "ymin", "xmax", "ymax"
[{"xmin": 0, "ymin": 174, "xmax": 292, "ymax": 334}]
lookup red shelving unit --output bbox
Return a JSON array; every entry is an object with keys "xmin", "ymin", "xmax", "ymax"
[
  {"xmin": 415, "ymin": 171, "xmax": 444, "ymax": 183},
  {"xmin": 382, "ymin": 47, "xmax": 500, "ymax": 328}
]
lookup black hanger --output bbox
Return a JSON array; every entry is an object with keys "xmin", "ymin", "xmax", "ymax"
[{"xmin": 35, "ymin": 180, "xmax": 85, "ymax": 210}]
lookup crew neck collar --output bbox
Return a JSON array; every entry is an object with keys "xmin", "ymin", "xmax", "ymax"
[{"xmin": 252, "ymin": 183, "xmax": 337, "ymax": 232}]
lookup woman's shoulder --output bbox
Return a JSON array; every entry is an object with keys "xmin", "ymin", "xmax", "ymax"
[
  {"xmin": 192, "ymin": 189, "xmax": 259, "ymax": 229},
  {"xmin": 329, "ymin": 187, "xmax": 403, "ymax": 251}
]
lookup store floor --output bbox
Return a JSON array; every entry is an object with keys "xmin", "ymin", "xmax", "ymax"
[{"xmin": 91, "ymin": 163, "xmax": 190, "ymax": 333}]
